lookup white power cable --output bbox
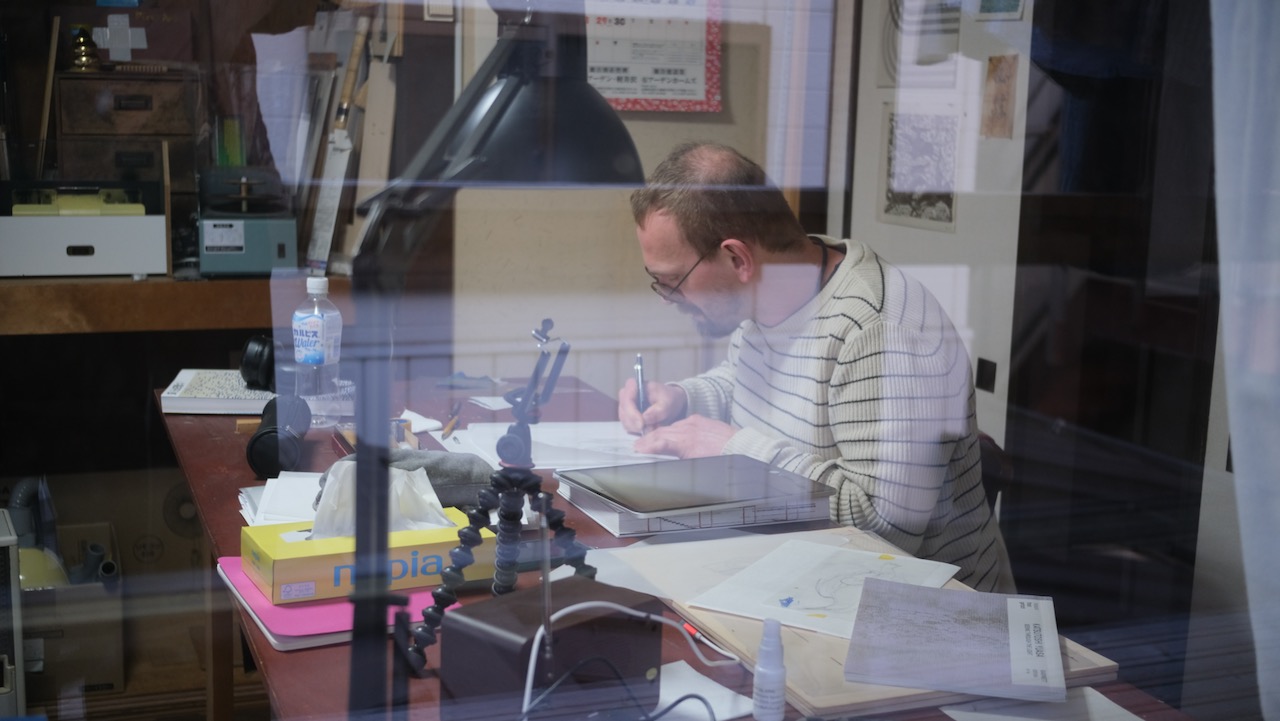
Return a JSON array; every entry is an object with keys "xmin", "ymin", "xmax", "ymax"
[{"xmin": 520, "ymin": 601, "xmax": 742, "ymax": 716}]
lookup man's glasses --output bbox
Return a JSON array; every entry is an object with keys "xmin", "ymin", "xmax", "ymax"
[{"xmin": 647, "ymin": 247, "xmax": 715, "ymax": 301}]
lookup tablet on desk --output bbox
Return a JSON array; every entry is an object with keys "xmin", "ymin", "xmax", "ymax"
[{"xmin": 554, "ymin": 455, "xmax": 834, "ymax": 518}]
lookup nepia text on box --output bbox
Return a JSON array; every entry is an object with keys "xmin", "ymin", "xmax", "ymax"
[{"xmin": 241, "ymin": 508, "xmax": 496, "ymax": 605}]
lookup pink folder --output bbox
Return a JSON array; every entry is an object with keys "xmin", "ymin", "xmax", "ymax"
[{"xmin": 217, "ymin": 556, "xmax": 443, "ymax": 650}]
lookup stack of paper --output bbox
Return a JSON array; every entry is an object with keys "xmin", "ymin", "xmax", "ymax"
[
  {"xmin": 553, "ymin": 528, "xmax": 1116, "ymax": 718},
  {"xmin": 843, "ymin": 577, "xmax": 1067, "ymax": 703},
  {"xmin": 239, "ymin": 472, "xmax": 323, "ymax": 526}
]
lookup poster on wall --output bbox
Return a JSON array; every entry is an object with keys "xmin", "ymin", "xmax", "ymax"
[
  {"xmin": 877, "ymin": 102, "xmax": 959, "ymax": 233},
  {"xmin": 980, "ymin": 54, "xmax": 1019, "ymax": 139},
  {"xmin": 584, "ymin": 0, "xmax": 723, "ymax": 112},
  {"xmin": 876, "ymin": 0, "xmax": 960, "ymax": 89}
]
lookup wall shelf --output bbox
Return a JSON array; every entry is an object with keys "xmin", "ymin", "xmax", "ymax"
[{"xmin": 0, "ymin": 276, "xmax": 352, "ymax": 336}]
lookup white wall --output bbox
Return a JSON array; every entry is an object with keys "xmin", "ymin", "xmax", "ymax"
[
  {"xmin": 845, "ymin": 0, "xmax": 1037, "ymax": 445},
  {"xmin": 452, "ymin": 188, "xmax": 720, "ymax": 396}
]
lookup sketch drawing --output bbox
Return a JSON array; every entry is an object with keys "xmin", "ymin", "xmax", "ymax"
[
  {"xmin": 777, "ymin": 555, "xmax": 909, "ymax": 615},
  {"xmin": 687, "ymin": 540, "xmax": 958, "ymax": 638},
  {"xmin": 844, "ymin": 578, "xmax": 1066, "ymax": 702}
]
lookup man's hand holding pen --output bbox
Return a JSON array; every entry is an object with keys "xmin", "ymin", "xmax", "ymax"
[
  {"xmin": 618, "ymin": 373, "xmax": 687, "ymax": 434},
  {"xmin": 619, "ymin": 367, "xmax": 733, "ymax": 457}
]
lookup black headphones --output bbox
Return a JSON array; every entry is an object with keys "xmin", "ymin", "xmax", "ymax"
[
  {"xmin": 245, "ymin": 395, "xmax": 312, "ymax": 479},
  {"xmin": 240, "ymin": 334, "xmax": 277, "ymax": 392}
]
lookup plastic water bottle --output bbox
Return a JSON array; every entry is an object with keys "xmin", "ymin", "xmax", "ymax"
[
  {"xmin": 292, "ymin": 276, "xmax": 342, "ymax": 428},
  {"xmin": 752, "ymin": 617, "xmax": 786, "ymax": 721}
]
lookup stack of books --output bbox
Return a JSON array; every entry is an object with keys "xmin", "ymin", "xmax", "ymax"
[{"xmin": 554, "ymin": 455, "xmax": 834, "ymax": 537}]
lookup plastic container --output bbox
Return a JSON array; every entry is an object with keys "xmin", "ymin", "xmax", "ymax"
[
  {"xmin": 292, "ymin": 276, "xmax": 343, "ymax": 428},
  {"xmin": 752, "ymin": 617, "xmax": 786, "ymax": 721}
]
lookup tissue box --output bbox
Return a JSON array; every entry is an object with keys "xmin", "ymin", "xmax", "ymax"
[{"xmin": 241, "ymin": 508, "xmax": 496, "ymax": 605}]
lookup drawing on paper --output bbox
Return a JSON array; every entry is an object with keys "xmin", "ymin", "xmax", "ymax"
[
  {"xmin": 775, "ymin": 555, "xmax": 911, "ymax": 615},
  {"xmin": 687, "ymin": 540, "xmax": 960, "ymax": 638}
]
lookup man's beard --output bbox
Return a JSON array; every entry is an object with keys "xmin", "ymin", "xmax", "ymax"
[
  {"xmin": 678, "ymin": 298, "xmax": 743, "ymax": 339},
  {"xmin": 694, "ymin": 315, "xmax": 740, "ymax": 338}
]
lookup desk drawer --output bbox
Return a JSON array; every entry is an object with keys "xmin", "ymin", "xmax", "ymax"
[
  {"xmin": 59, "ymin": 136, "xmax": 198, "ymax": 193},
  {"xmin": 58, "ymin": 76, "xmax": 196, "ymax": 136}
]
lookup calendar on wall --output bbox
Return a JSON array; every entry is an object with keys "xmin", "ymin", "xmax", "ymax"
[{"xmin": 584, "ymin": 0, "xmax": 722, "ymax": 112}]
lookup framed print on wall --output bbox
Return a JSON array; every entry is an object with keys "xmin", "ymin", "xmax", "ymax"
[
  {"xmin": 585, "ymin": 0, "xmax": 723, "ymax": 112},
  {"xmin": 877, "ymin": 102, "xmax": 959, "ymax": 233}
]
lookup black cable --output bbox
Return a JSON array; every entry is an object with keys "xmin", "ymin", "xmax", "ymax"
[{"xmin": 646, "ymin": 693, "xmax": 716, "ymax": 721}]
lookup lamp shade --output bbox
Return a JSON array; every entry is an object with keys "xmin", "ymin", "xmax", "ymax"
[
  {"xmin": 433, "ymin": 0, "xmax": 644, "ymax": 186},
  {"xmin": 448, "ymin": 74, "xmax": 643, "ymax": 184}
]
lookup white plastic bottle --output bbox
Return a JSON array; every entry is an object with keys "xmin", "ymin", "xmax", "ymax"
[
  {"xmin": 752, "ymin": 617, "xmax": 786, "ymax": 721},
  {"xmin": 292, "ymin": 276, "xmax": 342, "ymax": 428}
]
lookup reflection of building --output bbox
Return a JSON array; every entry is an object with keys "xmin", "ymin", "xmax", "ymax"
[
  {"xmin": 1007, "ymin": 1, "xmax": 1230, "ymax": 711},
  {"xmin": 0, "ymin": 0, "xmax": 1271, "ymax": 719}
]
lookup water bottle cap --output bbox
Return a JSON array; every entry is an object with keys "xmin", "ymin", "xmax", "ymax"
[{"xmin": 307, "ymin": 276, "xmax": 329, "ymax": 295}]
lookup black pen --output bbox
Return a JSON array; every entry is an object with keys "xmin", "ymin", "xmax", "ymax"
[{"xmin": 634, "ymin": 354, "xmax": 648, "ymax": 413}]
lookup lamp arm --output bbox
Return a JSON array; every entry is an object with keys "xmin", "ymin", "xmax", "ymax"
[{"xmin": 355, "ymin": 24, "xmax": 523, "ymax": 221}]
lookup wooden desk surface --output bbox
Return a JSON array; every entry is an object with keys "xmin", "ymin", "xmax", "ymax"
[
  {"xmin": 160, "ymin": 378, "xmax": 1194, "ymax": 721},
  {"xmin": 162, "ymin": 376, "xmax": 674, "ymax": 719}
]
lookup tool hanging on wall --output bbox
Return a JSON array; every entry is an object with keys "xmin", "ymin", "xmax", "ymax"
[{"xmin": 305, "ymin": 13, "xmax": 371, "ymax": 276}]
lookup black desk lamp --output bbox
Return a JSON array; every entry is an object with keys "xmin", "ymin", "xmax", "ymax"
[{"xmin": 344, "ymin": 1, "xmax": 643, "ymax": 716}]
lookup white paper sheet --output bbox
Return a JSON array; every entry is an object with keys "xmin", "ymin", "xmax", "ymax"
[
  {"xmin": 550, "ymin": 528, "xmax": 870, "ymax": 604},
  {"xmin": 654, "ymin": 660, "xmax": 752, "ymax": 721},
  {"xmin": 252, "ymin": 471, "xmax": 323, "ymax": 525},
  {"xmin": 468, "ymin": 395, "xmax": 513, "ymax": 411},
  {"xmin": 432, "ymin": 421, "xmax": 673, "ymax": 469},
  {"xmin": 687, "ymin": 539, "xmax": 958, "ymax": 638}
]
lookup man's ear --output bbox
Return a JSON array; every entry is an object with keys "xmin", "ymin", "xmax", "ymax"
[{"xmin": 720, "ymin": 238, "xmax": 756, "ymax": 282}]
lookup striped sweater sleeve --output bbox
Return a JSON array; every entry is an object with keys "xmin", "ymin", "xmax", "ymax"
[{"xmin": 723, "ymin": 321, "xmax": 971, "ymax": 558}]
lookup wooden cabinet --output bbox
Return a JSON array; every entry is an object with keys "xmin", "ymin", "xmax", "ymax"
[
  {"xmin": 56, "ymin": 71, "xmax": 203, "ymax": 193},
  {"xmin": 55, "ymin": 71, "xmax": 205, "ymax": 270}
]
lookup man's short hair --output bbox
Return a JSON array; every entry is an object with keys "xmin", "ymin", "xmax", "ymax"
[{"xmin": 630, "ymin": 142, "xmax": 808, "ymax": 254}]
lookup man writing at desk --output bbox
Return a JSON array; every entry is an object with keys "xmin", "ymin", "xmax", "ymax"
[{"xmin": 618, "ymin": 141, "xmax": 1016, "ymax": 594}]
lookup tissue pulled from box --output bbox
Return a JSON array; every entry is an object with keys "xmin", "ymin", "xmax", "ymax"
[
  {"xmin": 315, "ymin": 449, "xmax": 494, "ymax": 510},
  {"xmin": 311, "ymin": 462, "xmax": 454, "ymax": 539}
]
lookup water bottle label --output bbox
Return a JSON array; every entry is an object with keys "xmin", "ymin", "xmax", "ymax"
[
  {"xmin": 294, "ymin": 312, "xmax": 326, "ymax": 364},
  {"xmin": 324, "ymin": 311, "xmax": 342, "ymax": 364}
]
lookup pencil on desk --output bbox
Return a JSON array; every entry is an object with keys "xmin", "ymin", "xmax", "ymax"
[{"xmin": 441, "ymin": 401, "xmax": 463, "ymax": 439}]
